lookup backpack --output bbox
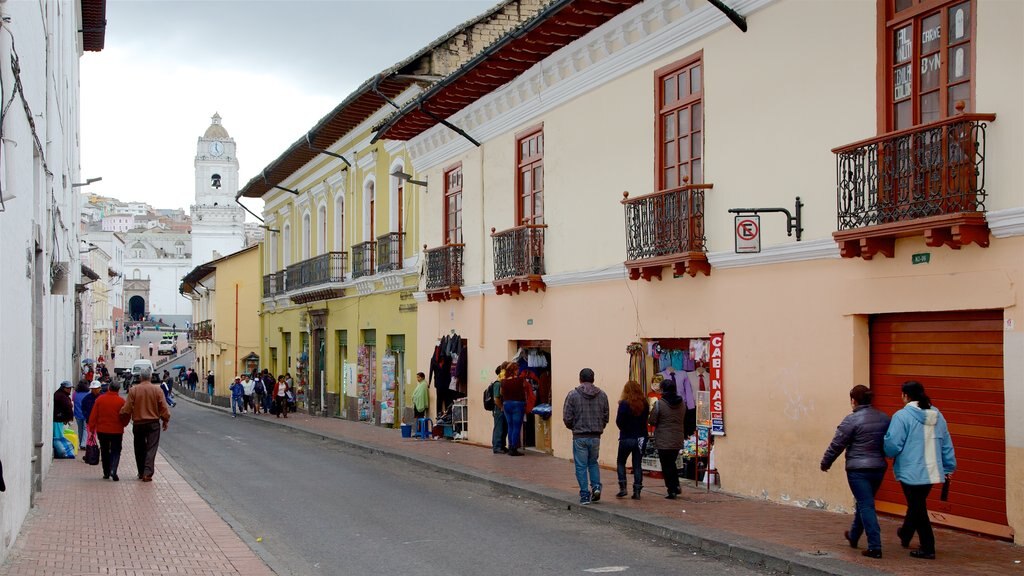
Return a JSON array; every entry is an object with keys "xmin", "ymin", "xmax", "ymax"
[
  {"xmin": 483, "ymin": 380, "xmax": 497, "ymax": 411},
  {"xmin": 254, "ymin": 380, "xmax": 266, "ymax": 395}
]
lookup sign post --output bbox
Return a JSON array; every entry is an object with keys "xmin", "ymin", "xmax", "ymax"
[{"xmin": 734, "ymin": 215, "xmax": 760, "ymax": 253}]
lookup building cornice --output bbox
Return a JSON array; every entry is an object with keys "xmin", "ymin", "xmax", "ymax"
[
  {"xmin": 987, "ymin": 207, "xmax": 1024, "ymax": 238},
  {"xmin": 708, "ymin": 237, "xmax": 840, "ymax": 269}
]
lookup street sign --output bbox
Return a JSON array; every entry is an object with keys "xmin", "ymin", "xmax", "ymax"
[{"xmin": 734, "ymin": 215, "xmax": 760, "ymax": 253}]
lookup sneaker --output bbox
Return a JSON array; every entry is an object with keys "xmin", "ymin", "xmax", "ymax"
[
  {"xmin": 591, "ymin": 488, "xmax": 601, "ymax": 502},
  {"xmin": 579, "ymin": 497, "xmax": 591, "ymax": 506}
]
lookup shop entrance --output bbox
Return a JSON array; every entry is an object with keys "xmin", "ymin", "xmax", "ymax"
[
  {"xmin": 512, "ymin": 340, "xmax": 552, "ymax": 453},
  {"xmin": 870, "ymin": 310, "xmax": 1008, "ymax": 538}
]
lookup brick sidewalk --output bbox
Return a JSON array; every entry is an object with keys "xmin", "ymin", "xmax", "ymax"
[
  {"xmin": 1, "ymin": 427, "xmax": 273, "ymax": 576},
  {"xmin": 221, "ymin": 401, "xmax": 1021, "ymax": 576}
]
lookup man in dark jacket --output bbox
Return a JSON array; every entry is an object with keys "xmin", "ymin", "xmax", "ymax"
[
  {"xmin": 562, "ymin": 368, "xmax": 609, "ymax": 505},
  {"xmin": 54, "ymin": 380, "xmax": 75, "ymax": 425}
]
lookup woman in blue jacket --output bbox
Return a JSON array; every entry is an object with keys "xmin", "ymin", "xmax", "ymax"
[{"xmin": 883, "ymin": 381, "xmax": 956, "ymax": 560}]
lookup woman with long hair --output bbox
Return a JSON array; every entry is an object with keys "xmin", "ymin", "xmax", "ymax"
[
  {"xmin": 884, "ymin": 381, "xmax": 956, "ymax": 560},
  {"xmin": 820, "ymin": 385, "xmax": 890, "ymax": 558},
  {"xmin": 500, "ymin": 362, "xmax": 526, "ymax": 456},
  {"xmin": 615, "ymin": 380, "xmax": 649, "ymax": 499}
]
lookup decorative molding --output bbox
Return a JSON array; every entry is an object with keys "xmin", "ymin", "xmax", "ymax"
[
  {"xmin": 325, "ymin": 171, "xmax": 346, "ymax": 192},
  {"xmin": 987, "ymin": 207, "xmax": 1024, "ymax": 238},
  {"xmin": 383, "ymin": 140, "xmax": 406, "ymax": 155},
  {"xmin": 408, "ymin": 0, "xmax": 776, "ymax": 172},
  {"xmin": 544, "ymin": 264, "xmax": 628, "ymax": 287},
  {"xmin": 355, "ymin": 280, "xmax": 374, "ymax": 295},
  {"xmin": 357, "ymin": 150, "xmax": 377, "ymax": 172},
  {"xmin": 707, "ymin": 238, "xmax": 840, "ymax": 269},
  {"xmin": 380, "ymin": 273, "xmax": 403, "ymax": 292}
]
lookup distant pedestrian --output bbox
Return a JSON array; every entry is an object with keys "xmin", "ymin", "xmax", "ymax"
[
  {"xmin": 615, "ymin": 380, "xmax": 649, "ymax": 500},
  {"xmin": 206, "ymin": 371, "xmax": 215, "ymax": 396},
  {"xmin": 273, "ymin": 375, "xmax": 290, "ymax": 418},
  {"xmin": 488, "ymin": 365, "xmax": 506, "ymax": 454},
  {"xmin": 648, "ymin": 378, "xmax": 685, "ymax": 499},
  {"xmin": 253, "ymin": 373, "xmax": 267, "ymax": 414},
  {"xmin": 820, "ymin": 385, "xmax": 890, "ymax": 558},
  {"xmin": 54, "ymin": 380, "xmax": 75, "ymax": 427},
  {"xmin": 230, "ymin": 377, "xmax": 244, "ymax": 417},
  {"xmin": 884, "ymin": 381, "xmax": 956, "ymax": 560},
  {"xmin": 413, "ymin": 372, "xmax": 429, "ymax": 420},
  {"xmin": 562, "ymin": 367, "xmax": 609, "ymax": 505},
  {"xmin": 72, "ymin": 381, "xmax": 90, "ymax": 449},
  {"xmin": 82, "ymin": 380, "xmax": 103, "ymax": 439},
  {"xmin": 119, "ymin": 363, "xmax": 170, "ymax": 482},
  {"xmin": 241, "ymin": 374, "xmax": 256, "ymax": 413},
  {"xmin": 500, "ymin": 363, "xmax": 526, "ymax": 456},
  {"xmin": 89, "ymin": 380, "xmax": 126, "ymax": 481},
  {"xmin": 158, "ymin": 374, "xmax": 176, "ymax": 408},
  {"xmin": 186, "ymin": 368, "xmax": 199, "ymax": 392},
  {"xmin": 148, "ymin": 342, "xmax": 153, "ymax": 357}
]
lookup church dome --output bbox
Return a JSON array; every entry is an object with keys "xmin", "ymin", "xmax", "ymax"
[{"xmin": 204, "ymin": 112, "xmax": 230, "ymax": 139}]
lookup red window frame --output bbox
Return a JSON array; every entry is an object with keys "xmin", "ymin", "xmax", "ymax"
[
  {"xmin": 655, "ymin": 52, "xmax": 703, "ymax": 190},
  {"xmin": 515, "ymin": 126, "xmax": 544, "ymax": 226},
  {"xmin": 443, "ymin": 163, "xmax": 463, "ymax": 244},
  {"xmin": 881, "ymin": 0, "xmax": 975, "ymax": 131}
]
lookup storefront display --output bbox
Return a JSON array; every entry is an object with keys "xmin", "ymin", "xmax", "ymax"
[{"xmin": 380, "ymin": 352, "xmax": 396, "ymax": 425}]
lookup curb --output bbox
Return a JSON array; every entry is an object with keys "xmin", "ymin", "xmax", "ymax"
[{"xmin": 178, "ymin": 395, "xmax": 886, "ymax": 576}]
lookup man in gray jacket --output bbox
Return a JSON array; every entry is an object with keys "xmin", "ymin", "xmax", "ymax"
[{"xmin": 563, "ymin": 368, "xmax": 609, "ymax": 505}]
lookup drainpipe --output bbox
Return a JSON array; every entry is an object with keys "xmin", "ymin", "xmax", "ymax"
[{"xmin": 235, "ymin": 283, "xmax": 239, "ymax": 374}]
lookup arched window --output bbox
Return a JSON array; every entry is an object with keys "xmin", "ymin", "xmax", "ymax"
[
  {"xmin": 269, "ymin": 229, "xmax": 279, "ymax": 272},
  {"xmin": 317, "ymin": 203, "xmax": 327, "ymax": 255},
  {"xmin": 301, "ymin": 211, "xmax": 311, "ymax": 260},
  {"xmin": 133, "ymin": 269, "xmax": 141, "ymax": 279},
  {"xmin": 334, "ymin": 194, "xmax": 344, "ymax": 252},
  {"xmin": 282, "ymin": 223, "xmax": 292, "ymax": 266},
  {"xmin": 362, "ymin": 178, "xmax": 375, "ymax": 241},
  {"xmin": 389, "ymin": 161, "xmax": 404, "ymax": 236}
]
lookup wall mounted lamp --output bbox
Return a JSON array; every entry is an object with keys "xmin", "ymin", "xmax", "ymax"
[
  {"xmin": 71, "ymin": 177, "xmax": 102, "ymax": 188},
  {"xmin": 391, "ymin": 169, "xmax": 427, "ymax": 188},
  {"xmin": 258, "ymin": 225, "xmax": 281, "ymax": 233}
]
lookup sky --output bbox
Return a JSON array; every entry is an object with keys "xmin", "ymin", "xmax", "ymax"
[{"xmin": 80, "ymin": 0, "xmax": 496, "ymax": 216}]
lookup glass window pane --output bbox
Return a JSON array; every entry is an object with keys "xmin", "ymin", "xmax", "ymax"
[
  {"xmin": 894, "ymin": 25, "xmax": 912, "ymax": 64},
  {"xmin": 677, "ymin": 72, "xmax": 689, "ymax": 100},
  {"xmin": 664, "ymin": 141, "xmax": 676, "ymax": 166},
  {"xmin": 920, "ymin": 91, "xmax": 940, "ymax": 124},
  {"xmin": 949, "ymin": 2, "xmax": 970, "ymax": 43},
  {"xmin": 692, "ymin": 159, "xmax": 703, "ymax": 184},
  {"xmin": 920, "ymin": 14, "xmax": 941, "ymax": 54},
  {"xmin": 533, "ymin": 193, "xmax": 543, "ymax": 218},
  {"xmin": 690, "ymin": 65, "xmax": 701, "ymax": 94},
  {"xmin": 537, "ymin": 135, "xmax": 543, "ymax": 154},
  {"xmin": 679, "ymin": 164, "xmax": 690, "ymax": 185},
  {"xmin": 679, "ymin": 136, "xmax": 690, "ymax": 162},
  {"xmin": 948, "ymin": 82, "xmax": 971, "ymax": 115},
  {"xmin": 664, "ymin": 113, "xmax": 676, "ymax": 140},
  {"xmin": 521, "ymin": 197, "xmax": 530, "ymax": 221},
  {"xmin": 528, "ymin": 139, "xmax": 536, "ymax": 156},
  {"xmin": 893, "ymin": 63, "xmax": 912, "ymax": 101},
  {"xmin": 895, "ymin": 99, "xmax": 913, "ymax": 130},
  {"xmin": 693, "ymin": 131, "xmax": 702, "ymax": 157},
  {"xmin": 521, "ymin": 141, "xmax": 529, "ymax": 158},
  {"xmin": 920, "ymin": 53, "xmax": 940, "ymax": 91},
  {"xmin": 895, "ymin": 0, "xmax": 912, "ymax": 12},
  {"xmin": 663, "ymin": 76, "xmax": 676, "ymax": 105},
  {"xmin": 521, "ymin": 170, "xmax": 531, "ymax": 196},
  {"xmin": 664, "ymin": 167, "xmax": 677, "ymax": 189},
  {"xmin": 948, "ymin": 45, "xmax": 970, "ymax": 81},
  {"xmin": 692, "ymin": 103, "xmax": 702, "ymax": 130},
  {"xmin": 677, "ymin": 110, "xmax": 689, "ymax": 134},
  {"xmin": 533, "ymin": 166, "xmax": 543, "ymax": 191}
]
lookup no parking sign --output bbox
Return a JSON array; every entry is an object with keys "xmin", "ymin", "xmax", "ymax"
[{"xmin": 734, "ymin": 215, "xmax": 760, "ymax": 253}]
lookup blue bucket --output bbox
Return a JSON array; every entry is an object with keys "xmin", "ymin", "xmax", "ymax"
[{"xmin": 400, "ymin": 423, "xmax": 412, "ymax": 438}]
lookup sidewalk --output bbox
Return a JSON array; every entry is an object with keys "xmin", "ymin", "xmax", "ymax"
[
  {"xmin": 205, "ymin": 398, "xmax": 1021, "ymax": 576},
  {"xmin": 1, "ymin": 427, "xmax": 274, "ymax": 576}
]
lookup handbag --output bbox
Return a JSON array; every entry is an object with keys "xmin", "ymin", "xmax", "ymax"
[{"xmin": 83, "ymin": 430, "xmax": 100, "ymax": 466}]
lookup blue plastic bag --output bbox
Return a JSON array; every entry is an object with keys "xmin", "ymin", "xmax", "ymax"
[{"xmin": 53, "ymin": 423, "xmax": 75, "ymax": 459}]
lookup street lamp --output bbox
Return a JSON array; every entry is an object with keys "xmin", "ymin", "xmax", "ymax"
[{"xmin": 71, "ymin": 177, "xmax": 103, "ymax": 188}]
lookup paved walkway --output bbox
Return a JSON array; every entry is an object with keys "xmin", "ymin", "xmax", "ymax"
[{"xmin": 5, "ymin": 396, "xmax": 1022, "ymax": 576}]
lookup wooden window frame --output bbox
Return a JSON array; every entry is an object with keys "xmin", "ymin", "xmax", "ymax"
[
  {"xmin": 877, "ymin": 0, "xmax": 976, "ymax": 132},
  {"xmin": 443, "ymin": 162, "xmax": 463, "ymax": 245},
  {"xmin": 515, "ymin": 124, "xmax": 544, "ymax": 226},
  {"xmin": 655, "ymin": 51, "xmax": 703, "ymax": 191}
]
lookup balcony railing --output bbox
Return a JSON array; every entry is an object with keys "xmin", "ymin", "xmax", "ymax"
[
  {"xmin": 194, "ymin": 319, "xmax": 213, "ymax": 341},
  {"xmin": 621, "ymin": 181, "xmax": 712, "ymax": 280},
  {"xmin": 832, "ymin": 111, "xmax": 995, "ymax": 259},
  {"xmin": 491, "ymin": 224, "xmax": 546, "ymax": 295},
  {"xmin": 376, "ymin": 232, "xmax": 405, "ymax": 273},
  {"xmin": 263, "ymin": 270, "xmax": 287, "ymax": 297},
  {"xmin": 424, "ymin": 243, "xmax": 465, "ymax": 302},
  {"xmin": 351, "ymin": 241, "xmax": 376, "ymax": 279},
  {"xmin": 286, "ymin": 252, "xmax": 347, "ymax": 291}
]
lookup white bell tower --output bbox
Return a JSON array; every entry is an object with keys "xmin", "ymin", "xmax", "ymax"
[{"xmin": 191, "ymin": 113, "xmax": 246, "ymax": 269}]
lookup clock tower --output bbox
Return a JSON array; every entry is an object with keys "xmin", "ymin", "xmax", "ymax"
[{"xmin": 191, "ymin": 113, "xmax": 246, "ymax": 269}]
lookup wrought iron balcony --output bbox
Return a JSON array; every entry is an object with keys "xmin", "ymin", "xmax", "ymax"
[
  {"xmin": 351, "ymin": 241, "xmax": 376, "ymax": 279},
  {"xmin": 193, "ymin": 319, "xmax": 213, "ymax": 341},
  {"xmin": 424, "ymin": 243, "xmax": 465, "ymax": 302},
  {"xmin": 286, "ymin": 252, "xmax": 346, "ymax": 290},
  {"xmin": 262, "ymin": 270, "xmax": 287, "ymax": 297},
  {"xmin": 832, "ymin": 111, "xmax": 995, "ymax": 259},
  {"xmin": 621, "ymin": 181, "xmax": 712, "ymax": 281},
  {"xmin": 491, "ymin": 224, "xmax": 546, "ymax": 295},
  {"xmin": 376, "ymin": 232, "xmax": 405, "ymax": 273}
]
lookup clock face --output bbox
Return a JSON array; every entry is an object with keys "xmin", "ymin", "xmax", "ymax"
[{"xmin": 209, "ymin": 141, "xmax": 224, "ymax": 157}]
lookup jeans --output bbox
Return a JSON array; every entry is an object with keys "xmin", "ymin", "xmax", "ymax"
[
  {"xmin": 573, "ymin": 437, "xmax": 602, "ymax": 500},
  {"xmin": 75, "ymin": 417, "xmax": 86, "ymax": 448},
  {"xmin": 133, "ymin": 421, "xmax": 161, "ymax": 478},
  {"xmin": 503, "ymin": 400, "xmax": 525, "ymax": 450},
  {"xmin": 901, "ymin": 482, "xmax": 935, "ymax": 553},
  {"xmin": 658, "ymin": 449, "xmax": 681, "ymax": 495},
  {"xmin": 97, "ymin": 432, "xmax": 123, "ymax": 478},
  {"xmin": 846, "ymin": 469, "xmax": 886, "ymax": 550},
  {"xmin": 617, "ymin": 437, "xmax": 644, "ymax": 489},
  {"xmin": 491, "ymin": 409, "xmax": 508, "ymax": 452},
  {"xmin": 232, "ymin": 396, "xmax": 244, "ymax": 415}
]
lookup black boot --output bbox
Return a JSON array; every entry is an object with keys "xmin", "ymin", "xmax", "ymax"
[
  {"xmin": 616, "ymin": 482, "xmax": 627, "ymax": 498},
  {"xmin": 632, "ymin": 486, "xmax": 642, "ymax": 500}
]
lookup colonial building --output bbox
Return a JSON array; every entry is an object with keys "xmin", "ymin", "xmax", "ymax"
[
  {"xmin": 191, "ymin": 113, "xmax": 246, "ymax": 268},
  {"xmin": 374, "ymin": 0, "xmax": 1023, "ymax": 542}
]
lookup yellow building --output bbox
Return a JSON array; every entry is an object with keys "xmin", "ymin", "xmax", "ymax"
[
  {"xmin": 374, "ymin": 0, "xmax": 1024, "ymax": 542},
  {"xmin": 180, "ymin": 245, "xmax": 261, "ymax": 395}
]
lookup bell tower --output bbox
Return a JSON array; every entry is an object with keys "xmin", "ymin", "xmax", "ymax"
[{"xmin": 191, "ymin": 113, "xmax": 246, "ymax": 269}]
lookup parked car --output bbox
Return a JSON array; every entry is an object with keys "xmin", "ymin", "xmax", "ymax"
[{"xmin": 157, "ymin": 339, "xmax": 176, "ymax": 355}]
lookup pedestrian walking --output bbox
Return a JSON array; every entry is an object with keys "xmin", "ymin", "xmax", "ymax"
[
  {"xmin": 253, "ymin": 373, "xmax": 268, "ymax": 414},
  {"xmin": 261, "ymin": 370, "xmax": 275, "ymax": 413},
  {"xmin": 158, "ymin": 374, "xmax": 176, "ymax": 408},
  {"xmin": 500, "ymin": 363, "xmax": 526, "ymax": 456},
  {"xmin": 273, "ymin": 375, "xmax": 290, "ymax": 418},
  {"xmin": 563, "ymin": 367, "xmax": 610, "ymax": 505},
  {"xmin": 187, "ymin": 368, "xmax": 199, "ymax": 392},
  {"xmin": 148, "ymin": 342, "xmax": 153, "ymax": 357},
  {"xmin": 615, "ymin": 380, "xmax": 649, "ymax": 500},
  {"xmin": 119, "ymin": 363, "xmax": 170, "ymax": 482},
  {"xmin": 230, "ymin": 377, "xmax": 245, "ymax": 417},
  {"xmin": 82, "ymin": 380, "xmax": 102, "ymax": 435},
  {"xmin": 241, "ymin": 374, "xmax": 256, "ymax": 413},
  {"xmin": 206, "ymin": 370, "xmax": 215, "ymax": 396},
  {"xmin": 54, "ymin": 380, "xmax": 75, "ymax": 427},
  {"xmin": 648, "ymin": 378, "xmax": 686, "ymax": 499},
  {"xmin": 820, "ymin": 385, "xmax": 891, "ymax": 558},
  {"xmin": 884, "ymin": 381, "xmax": 956, "ymax": 560},
  {"xmin": 487, "ymin": 365, "xmax": 507, "ymax": 453},
  {"xmin": 88, "ymin": 381, "xmax": 126, "ymax": 481},
  {"xmin": 72, "ymin": 381, "xmax": 90, "ymax": 449}
]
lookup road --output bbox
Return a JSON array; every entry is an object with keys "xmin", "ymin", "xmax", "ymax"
[{"xmin": 160, "ymin": 401, "xmax": 774, "ymax": 576}]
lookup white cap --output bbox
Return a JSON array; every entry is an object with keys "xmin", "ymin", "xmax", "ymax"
[{"xmin": 89, "ymin": 381, "xmax": 102, "ymax": 389}]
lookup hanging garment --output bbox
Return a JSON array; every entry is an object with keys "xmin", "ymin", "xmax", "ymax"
[{"xmin": 670, "ymin": 349, "xmax": 685, "ymax": 371}]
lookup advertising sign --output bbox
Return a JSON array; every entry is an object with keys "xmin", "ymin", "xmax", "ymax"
[{"xmin": 709, "ymin": 332, "xmax": 725, "ymax": 435}]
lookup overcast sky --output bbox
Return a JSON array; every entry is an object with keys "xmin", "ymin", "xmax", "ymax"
[{"xmin": 80, "ymin": 0, "xmax": 495, "ymax": 215}]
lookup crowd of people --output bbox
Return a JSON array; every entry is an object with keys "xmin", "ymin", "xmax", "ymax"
[{"xmin": 228, "ymin": 370, "xmax": 296, "ymax": 418}]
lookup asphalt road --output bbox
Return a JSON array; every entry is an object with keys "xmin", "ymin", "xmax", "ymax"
[{"xmin": 159, "ymin": 402, "xmax": 774, "ymax": 576}]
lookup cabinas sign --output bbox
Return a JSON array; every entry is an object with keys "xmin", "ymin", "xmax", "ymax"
[{"xmin": 709, "ymin": 332, "xmax": 725, "ymax": 435}]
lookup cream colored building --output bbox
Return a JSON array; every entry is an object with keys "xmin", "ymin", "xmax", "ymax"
[{"xmin": 374, "ymin": 0, "xmax": 1024, "ymax": 542}]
